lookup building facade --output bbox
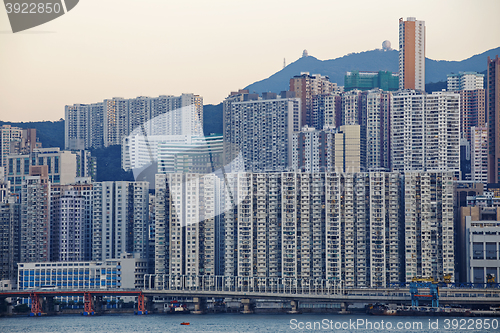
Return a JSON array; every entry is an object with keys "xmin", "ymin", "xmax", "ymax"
[
  {"xmin": 289, "ymin": 73, "xmax": 337, "ymax": 127},
  {"xmin": 154, "ymin": 173, "xmax": 222, "ymax": 282},
  {"xmin": 92, "ymin": 181, "xmax": 149, "ymax": 261},
  {"xmin": 458, "ymin": 89, "xmax": 486, "ymax": 141},
  {"xmin": 391, "ymin": 90, "xmax": 460, "ymax": 173},
  {"xmin": 6, "ymin": 148, "xmax": 78, "ymax": 194},
  {"xmin": 344, "ymin": 71, "xmax": 398, "ymax": 92},
  {"xmin": 471, "ymin": 126, "xmax": 488, "ymax": 185},
  {"xmin": 404, "ymin": 172, "xmax": 455, "ymax": 282},
  {"xmin": 223, "ymin": 91, "xmax": 301, "ymax": 172},
  {"xmin": 366, "ymin": 89, "xmax": 392, "ymax": 171},
  {"xmin": 465, "ymin": 218, "xmax": 500, "ymax": 284},
  {"xmin": 0, "ymin": 196, "xmax": 20, "ymax": 281},
  {"xmin": 65, "ymin": 94, "xmax": 203, "ymax": 150},
  {"xmin": 50, "ymin": 182, "xmax": 93, "ymax": 262},
  {"xmin": 17, "ymin": 258, "xmax": 148, "ymax": 290},
  {"xmin": 20, "ymin": 166, "xmax": 51, "ymax": 263},
  {"xmin": 218, "ymin": 172, "xmax": 401, "ymax": 288},
  {"xmin": 488, "ymin": 55, "xmax": 500, "ymax": 183},
  {"xmin": 447, "ymin": 72, "xmax": 484, "ymax": 91}
]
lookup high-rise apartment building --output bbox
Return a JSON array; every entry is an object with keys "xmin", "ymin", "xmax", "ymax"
[
  {"xmin": 92, "ymin": 181, "xmax": 149, "ymax": 261},
  {"xmin": 65, "ymin": 103, "xmax": 104, "ymax": 150},
  {"xmin": 289, "ymin": 73, "xmax": 337, "ymax": 127},
  {"xmin": 458, "ymin": 89, "xmax": 486, "ymax": 141},
  {"xmin": 157, "ymin": 135, "xmax": 223, "ymax": 174},
  {"xmin": 447, "ymin": 72, "xmax": 484, "ymax": 91},
  {"xmin": 471, "ymin": 127, "xmax": 488, "ymax": 185},
  {"xmin": 398, "ymin": 17, "xmax": 425, "ymax": 91},
  {"xmin": 404, "ymin": 172, "xmax": 455, "ymax": 282},
  {"xmin": 154, "ymin": 173, "xmax": 222, "ymax": 281},
  {"xmin": 0, "ymin": 196, "xmax": 20, "ymax": 281},
  {"xmin": 366, "ymin": 89, "xmax": 392, "ymax": 171},
  {"xmin": 334, "ymin": 125, "xmax": 365, "ymax": 173},
  {"xmin": 391, "ymin": 90, "xmax": 460, "ymax": 173},
  {"xmin": 50, "ymin": 181, "xmax": 93, "ymax": 262},
  {"xmin": 65, "ymin": 94, "xmax": 203, "ymax": 150},
  {"xmin": 223, "ymin": 91, "xmax": 301, "ymax": 172},
  {"xmin": 487, "ymin": 55, "xmax": 500, "ymax": 183},
  {"xmin": 312, "ymin": 92, "xmax": 341, "ymax": 130},
  {"xmin": 20, "ymin": 166, "xmax": 51, "ymax": 263},
  {"xmin": 219, "ymin": 172, "xmax": 401, "ymax": 288},
  {"xmin": 0, "ymin": 126, "xmax": 40, "ymax": 168},
  {"xmin": 292, "ymin": 125, "xmax": 364, "ymax": 173},
  {"xmin": 292, "ymin": 127, "xmax": 333, "ymax": 173},
  {"xmin": 6, "ymin": 148, "xmax": 78, "ymax": 194}
]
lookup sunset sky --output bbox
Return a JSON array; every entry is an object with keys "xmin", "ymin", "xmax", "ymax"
[{"xmin": 0, "ymin": 0, "xmax": 499, "ymax": 122}]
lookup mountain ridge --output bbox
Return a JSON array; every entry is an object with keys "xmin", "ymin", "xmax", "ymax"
[{"xmin": 244, "ymin": 47, "xmax": 500, "ymax": 94}]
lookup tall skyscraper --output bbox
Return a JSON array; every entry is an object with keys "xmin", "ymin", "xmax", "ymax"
[
  {"xmin": 398, "ymin": 17, "xmax": 425, "ymax": 91},
  {"xmin": 487, "ymin": 55, "xmax": 500, "ymax": 183}
]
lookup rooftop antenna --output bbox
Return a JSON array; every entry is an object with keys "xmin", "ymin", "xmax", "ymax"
[{"xmin": 283, "ymin": 58, "xmax": 286, "ymax": 69}]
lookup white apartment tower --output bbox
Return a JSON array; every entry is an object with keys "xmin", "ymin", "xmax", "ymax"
[
  {"xmin": 154, "ymin": 173, "xmax": 222, "ymax": 283},
  {"xmin": 92, "ymin": 181, "xmax": 149, "ymax": 261},
  {"xmin": 399, "ymin": 17, "xmax": 425, "ymax": 91},
  {"xmin": 391, "ymin": 90, "xmax": 460, "ymax": 173},
  {"xmin": 447, "ymin": 72, "xmax": 484, "ymax": 91}
]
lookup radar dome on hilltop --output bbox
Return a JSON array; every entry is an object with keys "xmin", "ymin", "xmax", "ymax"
[
  {"xmin": 382, "ymin": 40, "xmax": 392, "ymax": 51},
  {"xmin": 302, "ymin": 49, "xmax": 309, "ymax": 57}
]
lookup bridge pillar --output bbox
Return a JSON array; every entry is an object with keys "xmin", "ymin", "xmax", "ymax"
[
  {"xmin": 340, "ymin": 302, "xmax": 349, "ymax": 314},
  {"xmin": 136, "ymin": 292, "xmax": 148, "ymax": 315},
  {"xmin": 83, "ymin": 292, "xmax": 95, "ymax": 316},
  {"xmin": 192, "ymin": 297, "xmax": 205, "ymax": 314},
  {"xmin": 241, "ymin": 298, "xmax": 253, "ymax": 314},
  {"xmin": 287, "ymin": 300, "xmax": 300, "ymax": 314},
  {"xmin": 29, "ymin": 292, "xmax": 42, "ymax": 316}
]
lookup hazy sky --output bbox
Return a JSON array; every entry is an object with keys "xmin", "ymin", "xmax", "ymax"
[{"xmin": 0, "ymin": 0, "xmax": 499, "ymax": 122}]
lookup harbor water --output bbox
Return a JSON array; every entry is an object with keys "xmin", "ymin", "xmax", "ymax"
[{"xmin": 1, "ymin": 313, "xmax": 499, "ymax": 333}]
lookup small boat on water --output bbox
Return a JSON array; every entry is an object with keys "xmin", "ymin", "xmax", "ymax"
[
  {"xmin": 180, "ymin": 322, "xmax": 190, "ymax": 325},
  {"xmin": 169, "ymin": 300, "xmax": 190, "ymax": 314}
]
